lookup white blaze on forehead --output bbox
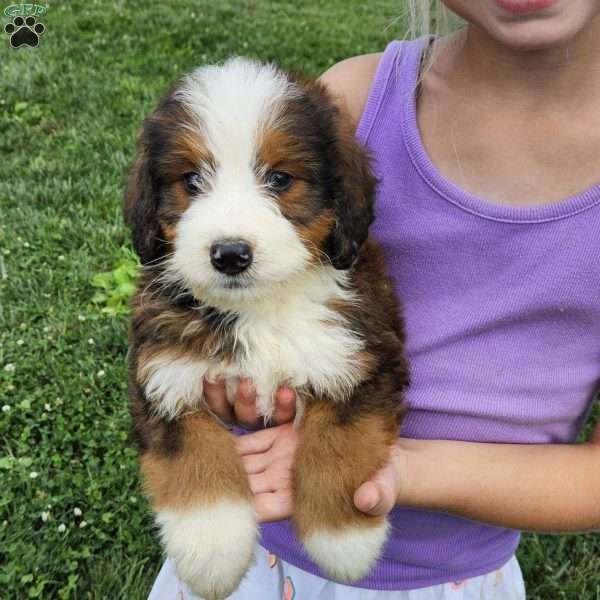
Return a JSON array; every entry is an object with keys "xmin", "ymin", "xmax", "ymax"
[{"xmin": 175, "ymin": 57, "xmax": 296, "ymax": 167}]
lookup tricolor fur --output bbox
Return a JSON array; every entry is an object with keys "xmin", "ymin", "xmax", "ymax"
[{"xmin": 125, "ymin": 57, "xmax": 409, "ymax": 599}]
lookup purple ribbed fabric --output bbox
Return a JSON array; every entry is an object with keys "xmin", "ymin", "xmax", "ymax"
[{"xmin": 259, "ymin": 38, "xmax": 600, "ymax": 590}]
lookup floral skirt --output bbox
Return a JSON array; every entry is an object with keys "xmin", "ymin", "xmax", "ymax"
[{"xmin": 148, "ymin": 546, "xmax": 526, "ymax": 600}]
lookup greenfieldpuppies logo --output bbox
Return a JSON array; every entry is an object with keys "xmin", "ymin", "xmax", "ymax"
[{"xmin": 4, "ymin": 4, "xmax": 46, "ymax": 48}]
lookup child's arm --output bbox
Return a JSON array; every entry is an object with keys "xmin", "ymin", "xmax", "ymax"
[
  {"xmin": 356, "ymin": 425, "xmax": 600, "ymax": 532},
  {"xmin": 236, "ymin": 420, "xmax": 600, "ymax": 532}
]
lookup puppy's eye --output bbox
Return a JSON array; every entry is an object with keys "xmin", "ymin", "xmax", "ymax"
[
  {"xmin": 183, "ymin": 172, "xmax": 204, "ymax": 194},
  {"xmin": 266, "ymin": 171, "xmax": 293, "ymax": 192}
]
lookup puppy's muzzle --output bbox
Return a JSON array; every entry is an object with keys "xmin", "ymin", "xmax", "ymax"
[{"xmin": 210, "ymin": 240, "xmax": 253, "ymax": 276}]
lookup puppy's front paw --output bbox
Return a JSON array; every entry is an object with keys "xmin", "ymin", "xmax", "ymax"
[
  {"xmin": 293, "ymin": 403, "xmax": 398, "ymax": 583},
  {"xmin": 157, "ymin": 499, "xmax": 257, "ymax": 600}
]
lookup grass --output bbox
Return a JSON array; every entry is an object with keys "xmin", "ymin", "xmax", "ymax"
[{"xmin": 0, "ymin": 1, "xmax": 598, "ymax": 598}]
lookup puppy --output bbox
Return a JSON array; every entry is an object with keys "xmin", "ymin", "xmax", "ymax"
[{"xmin": 124, "ymin": 58, "xmax": 409, "ymax": 600}]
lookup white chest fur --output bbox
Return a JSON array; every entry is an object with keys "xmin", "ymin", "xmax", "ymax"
[{"xmin": 140, "ymin": 270, "xmax": 367, "ymax": 420}]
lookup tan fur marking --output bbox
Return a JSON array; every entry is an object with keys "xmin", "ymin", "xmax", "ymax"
[
  {"xmin": 172, "ymin": 183, "xmax": 193, "ymax": 212},
  {"xmin": 159, "ymin": 219, "xmax": 177, "ymax": 242},
  {"xmin": 168, "ymin": 130, "xmax": 212, "ymax": 172},
  {"xmin": 352, "ymin": 351, "xmax": 378, "ymax": 382},
  {"xmin": 293, "ymin": 402, "xmax": 398, "ymax": 537},
  {"xmin": 141, "ymin": 412, "xmax": 250, "ymax": 510},
  {"xmin": 295, "ymin": 210, "xmax": 335, "ymax": 264},
  {"xmin": 258, "ymin": 128, "xmax": 318, "ymax": 179},
  {"xmin": 136, "ymin": 346, "xmax": 158, "ymax": 385}
]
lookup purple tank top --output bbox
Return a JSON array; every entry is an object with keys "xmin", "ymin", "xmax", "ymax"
[{"xmin": 259, "ymin": 38, "xmax": 600, "ymax": 590}]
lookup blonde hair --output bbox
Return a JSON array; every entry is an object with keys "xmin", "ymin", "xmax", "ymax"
[
  {"xmin": 404, "ymin": 1, "xmax": 463, "ymax": 39},
  {"xmin": 399, "ymin": 1, "xmax": 465, "ymax": 74}
]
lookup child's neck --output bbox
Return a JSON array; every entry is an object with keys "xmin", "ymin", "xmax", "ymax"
[
  {"xmin": 417, "ymin": 19, "xmax": 600, "ymax": 207},
  {"xmin": 459, "ymin": 18, "xmax": 600, "ymax": 107}
]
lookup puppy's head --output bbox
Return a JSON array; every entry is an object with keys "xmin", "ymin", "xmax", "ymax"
[{"xmin": 125, "ymin": 58, "xmax": 376, "ymax": 306}]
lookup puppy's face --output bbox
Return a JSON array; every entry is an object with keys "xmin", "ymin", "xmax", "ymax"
[{"xmin": 125, "ymin": 58, "xmax": 375, "ymax": 308}]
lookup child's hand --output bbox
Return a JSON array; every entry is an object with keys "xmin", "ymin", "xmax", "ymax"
[
  {"xmin": 204, "ymin": 378, "xmax": 296, "ymax": 428},
  {"xmin": 237, "ymin": 423, "xmax": 406, "ymax": 523},
  {"xmin": 235, "ymin": 423, "xmax": 298, "ymax": 522}
]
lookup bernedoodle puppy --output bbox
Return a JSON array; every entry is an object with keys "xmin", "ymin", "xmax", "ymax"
[{"xmin": 124, "ymin": 57, "xmax": 409, "ymax": 600}]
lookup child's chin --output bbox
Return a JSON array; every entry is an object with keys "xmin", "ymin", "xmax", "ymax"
[{"xmin": 490, "ymin": 14, "xmax": 589, "ymax": 52}]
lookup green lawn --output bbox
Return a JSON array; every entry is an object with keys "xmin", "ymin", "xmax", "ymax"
[{"xmin": 0, "ymin": 1, "xmax": 598, "ymax": 598}]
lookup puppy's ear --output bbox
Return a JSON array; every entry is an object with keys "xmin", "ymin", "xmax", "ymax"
[
  {"xmin": 123, "ymin": 142, "xmax": 163, "ymax": 265},
  {"xmin": 324, "ymin": 103, "xmax": 377, "ymax": 270}
]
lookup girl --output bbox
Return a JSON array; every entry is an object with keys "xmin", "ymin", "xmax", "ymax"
[{"xmin": 149, "ymin": 1, "xmax": 600, "ymax": 598}]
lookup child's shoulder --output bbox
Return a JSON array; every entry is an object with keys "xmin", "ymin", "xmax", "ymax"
[{"xmin": 319, "ymin": 53, "xmax": 382, "ymax": 131}]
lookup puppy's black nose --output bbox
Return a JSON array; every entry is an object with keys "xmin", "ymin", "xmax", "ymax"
[{"xmin": 210, "ymin": 241, "xmax": 253, "ymax": 275}]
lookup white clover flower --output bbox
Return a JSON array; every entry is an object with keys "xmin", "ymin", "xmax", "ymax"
[
  {"xmin": 16, "ymin": 339, "xmax": 24, "ymax": 346},
  {"xmin": 41, "ymin": 512, "xmax": 50, "ymax": 522},
  {"xmin": 79, "ymin": 520, "xmax": 87, "ymax": 528},
  {"xmin": 57, "ymin": 523, "xmax": 66, "ymax": 533},
  {"xmin": 2, "ymin": 405, "xmax": 10, "ymax": 413},
  {"xmin": 87, "ymin": 338, "xmax": 95, "ymax": 345},
  {"xmin": 29, "ymin": 471, "xmax": 39, "ymax": 479},
  {"xmin": 3, "ymin": 363, "xmax": 15, "ymax": 373},
  {"xmin": 97, "ymin": 370, "xmax": 105, "ymax": 378},
  {"xmin": 44, "ymin": 403, "xmax": 52, "ymax": 412},
  {"xmin": 73, "ymin": 507, "xmax": 82, "ymax": 517}
]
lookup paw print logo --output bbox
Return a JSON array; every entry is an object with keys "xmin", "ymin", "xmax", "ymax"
[{"xmin": 4, "ymin": 16, "xmax": 45, "ymax": 48}]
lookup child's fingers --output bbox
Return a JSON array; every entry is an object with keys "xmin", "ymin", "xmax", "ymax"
[
  {"xmin": 203, "ymin": 378, "xmax": 234, "ymax": 423},
  {"xmin": 272, "ymin": 386, "xmax": 296, "ymax": 424},
  {"xmin": 235, "ymin": 427, "xmax": 278, "ymax": 456},
  {"xmin": 234, "ymin": 378, "xmax": 259, "ymax": 428},
  {"xmin": 354, "ymin": 481, "xmax": 386, "ymax": 515},
  {"xmin": 354, "ymin": 457, "xmax": 399, "ymax": 517},
  {"xmin": 254, "ymin": 490, "xmax": 293, "ymax": 523},
  {"xmin": 248, "ymin": 472, "xmax": 276, "ymax": 495},
  {"xmin": 248, "ymin": 461, "xmax": 292, "ymax": 495},
  {"xmin": 241, "ymin": 452, "xmax": 271, "ymax": 475}
]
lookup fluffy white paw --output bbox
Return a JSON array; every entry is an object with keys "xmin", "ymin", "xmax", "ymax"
[
  {"xmin": 157, "ymin": 499, "xmax": 257, "ymax": 600},
  {"xmin": 302, "ymin": 520, "xmax": 389, "ymax": 583}
]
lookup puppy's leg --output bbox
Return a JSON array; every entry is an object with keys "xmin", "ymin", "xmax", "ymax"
[
  {"xmin": 142, "ymin": 412, "xmax": 256, "ymax": 600},
  {"xmin": 293, "ymin": 401, "xmax": 398, "ymax": 583}
]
